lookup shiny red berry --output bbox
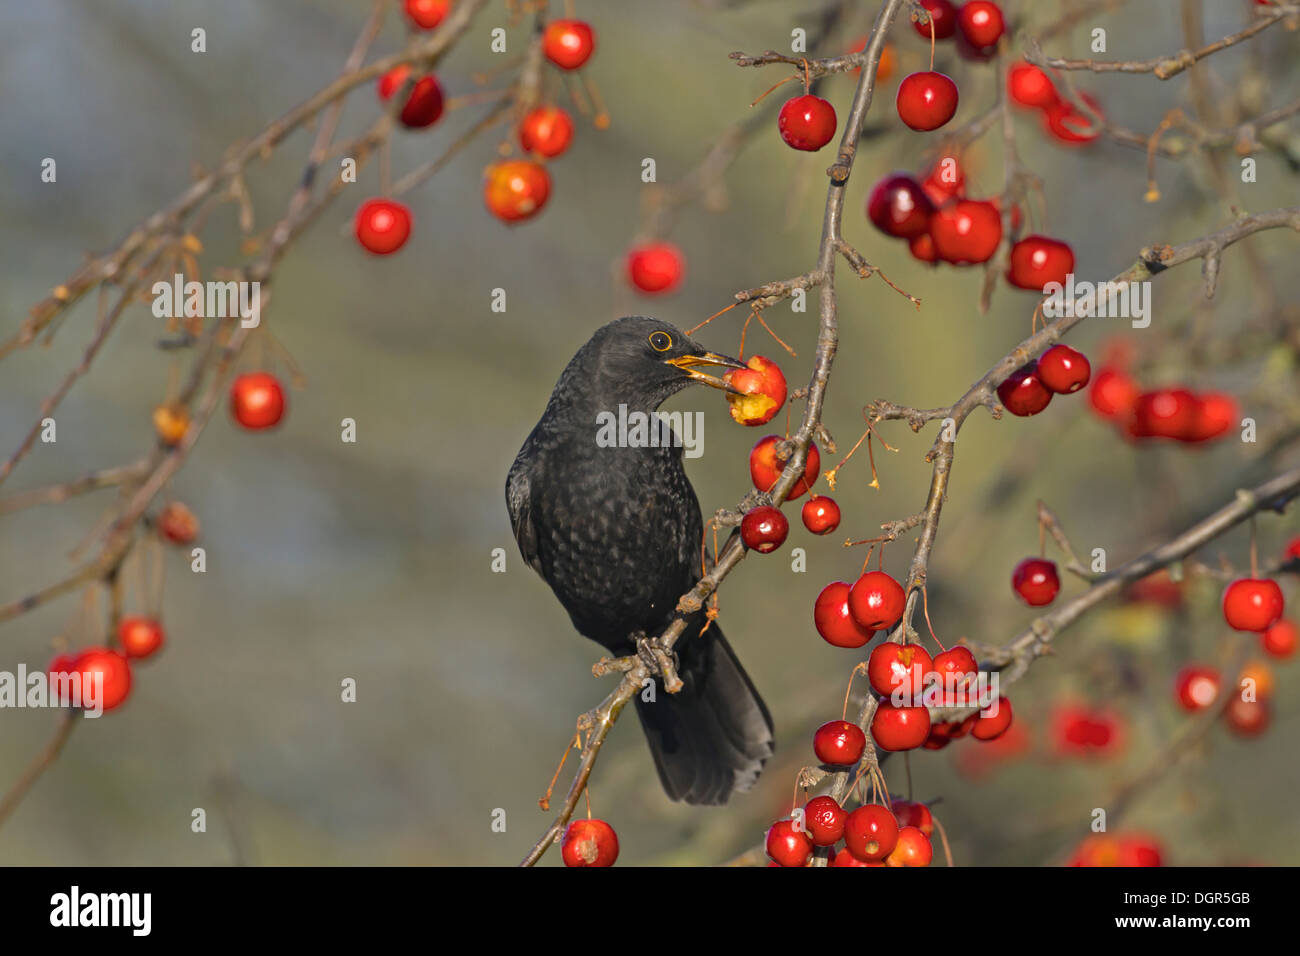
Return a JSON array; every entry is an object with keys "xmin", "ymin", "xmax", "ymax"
[
  {"xmin": 886, "ymin": 825, "xmax": 933, "ymax": 866},
  {"xmin": 1012, "ymin": 557, "xmax": 1060, "ymax": 606},
  {"xmin": 813, "ymin": 719, "xmax": 866, "ymax": 765},
  {"xmin": 1132, "ymin": 388, "xmax": 1199, "ymax": 440},
  {"xmin": 1036, "ymin": 344, "xmax": 1091, "ymax": 394},
  {"xmin": 1007, "ymin": 61, "xmax": 1059, "ymax": 109},
  {"xmin": 741, "ymin": 506, "xmax": 789, "ymax": 553},
  {"xmin": 230, "ymin": 372, "xmax": 286, "ymax": 430},
  {"xmin": 403, "ymin": 0, "xmax": 450, "ymax": 30},
  {"xmin": 956, "ymin": 1, "xmax": 1005, "ymax": 49},
  {"xmin": 1088, "ymin": 366, "xmax": 1140, "ymax": 420},
  {"xmin": 866, "ymin": 173, "xmax": 934, "ymax": 238},
  {"xmin": 117, "ymin": 616, "xmax": 164, "ymax": 660},
  {"xmin": 896, "ymin": 71, "xmax": 959, "ymax": 131},
  {"xmin": 1262, "ymin": 619, "xmax": 1298, "ymax": 659},
  {"xmin": 801, "ymin": 496, "xmax": 840, "ymax": 535},
  {"xmin": 867, "ymin": 642, "xmax": 933, "ymax": 699},
  {"xmin": 625, "ymin": 242, "xmax": 685, "ymax": 294},
  {"xmin": 1222, "ymin": 578, "xmax": 1285, "ymax": 632},
  {"xmin": 483, "ymin": 160, "xmax": 551, "ymax": 222},
  {"xmin": 543, "ymin": 19, "xmax": 596, "ymax": 70},
  {"xmin": 814, "ymin": 582, "xmax": 875, "ymax": 648},
  {"xmin": 518, "ymin": 105, "xmax": 575, "ymax": 158},
  {"xmin": 778, "ymin": 95, "xmax": 837, "ymax": 151},
  {"xmin": 932, "ymin": 647, "xmax": 978, "ymax": 694},
  {"xmin": 843, "ymin": 804, "xmax": 899, "ymax": 862},
  {"xmin": 831, "ymin": 847, "xmax": 880, "ymax": 866},
  {"xmin": 355, "ymin": 198, "xmax": 413, "ymax": 255},
  {"xmin": 997, "ymin": 362, "xmax": 1053, "ymax": 416},
  {"xmin": 803, "ymin": 795, "xmax": 846, "ymax": 846},
  {"xmin": 1006, "ymin": 235, "xmax": 1075, "ymax": 291},
  {"xmin": 929, "ymin": 198, "xmax": 1001, "ymax": 263},
  {"xmin": 1174, "ymin": 664, "xmax": 1220, "ymax": 712},
  {"xmin": 70, "ymin": 648, "xmax": 133, "ymax": 712},
  {"xmin": 748, "ymin": 436, "xmax": 819, "ymax": 500},
  {"xmin": 912, "ymin": 0, "xmax": 957, "ymax": 39},
  {"xmin": 848, "ymin": 571, "xmax": 906, "ymax": 631},
  {"xmin": 765, "ymin": 819, "xmax": 814, "ymax": 867},
  {"xmin": 971, "ymin": 695, "xmax": 1013, "ymax": 740},
  {"xmin": 890, "ymin": 799, "xmax": 934, "ymax": 836},
  {"xmin": 871, "ymin": 702, "xmax": 931, "ymax": 751},
  {"xmin": 377, "ymin": 66, "xmax": 445, "ymax": 128},
  {"xmin": 561, "ymin": 819, "xmax": 619, "ymax": 867}
]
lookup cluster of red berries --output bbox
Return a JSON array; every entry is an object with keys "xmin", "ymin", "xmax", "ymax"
[
  {"xmin": 47, "ymin": 616, "xmax": 167, "ymax": 713},
  {"xmin": 766, "ymin": 796, "xmax": 935, "ymax": 867},
  {"xmin": 354, "ymin": 13, "xmax": 596, "ymax": 254},
  {"xmin": 891, "ymin": 2, "xmax": 1006, "ymax": 131},
  {"xmin": 1007, "ymin": 59, "xmax": 1104, "ymax": 146},
  {"xmin": 1088, "ymin": 363, "xmax": 1239, "ymax": 444},
  {"xmin": 560, "ymin": 818, "xmax": 619, "ymax": 867},
  {"xmin": 997, "ymin": 344, "xmax": 1091, "ymax": 418}
]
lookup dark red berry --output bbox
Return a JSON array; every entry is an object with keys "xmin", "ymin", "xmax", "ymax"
[
  {"xmin": 741, "ymin": 505, "xmax": 789, "ymax": 553},
  {"xmin": 866, "ymin": 172, "xmax": 934, "ymax": 238},
  {"xmin": 871, "ymin": 702, "xmax": 931, "ymax": 751},
  {"xmin": 813, "ymin": 719, "xmax": 866, "ymax": 765},
  {"xmin": 1036, "ymin": 344, "xmax": 1091, "ymax": 394},
  {"xmin": 801, "ymin": 496, "xmax": 840, "ymax": 535},
  {"xmin": 843, "ymin": 805, "xmax": 899, "ymax": 862},
  {"xmin": 814, "ymin": 582, "xmax": 875, "ymax": 648},
  {"xmin": 912, "ymin": 0, "xmax": 957, "ymax": 39},
  {"xmin": 766, "ymin": 819, "xmax": 814, "ymax": 867},
  {"xmin": 1006, "ymin": 235, "xmax": 1075, "ymax": 291},
  {"xmin": 778, "ymin": 95, "xmax": 838, "ymax": 151},
  {"xmin": 848, "ymin": 571, "xmax": 906, "ymax": 631},
  {"xmin": 803, "ymin": 795, "xmax": 846, "ymax": 846},
  {"xmin": 1012, "ymin": 557, "xmax": 1060, "ymax": 606},
  {"xmin": 896, "ymin": 71, "xmax": 959, "ymax": 131},
  {"xmin": 929, "ymin": 198, "xmax": 1001, "ymax": 264},
  {"xmin": 997, "ymin": 362, "xmax": 1053, "ymax": 416}
]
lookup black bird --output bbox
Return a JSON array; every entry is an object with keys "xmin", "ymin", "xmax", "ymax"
[{"xmin": 507, "ymin": 317, "xmax": 775, "ymax": 805}]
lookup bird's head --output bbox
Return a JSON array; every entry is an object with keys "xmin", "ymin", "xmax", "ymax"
[{"xmin": 568, "ymin": 316, "xmax": 746, "ymax": 410}]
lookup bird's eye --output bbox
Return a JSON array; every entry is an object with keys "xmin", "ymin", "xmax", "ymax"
[{"xmin": 648, "ymin": 331, "xmax": 673, "ymax": 352}]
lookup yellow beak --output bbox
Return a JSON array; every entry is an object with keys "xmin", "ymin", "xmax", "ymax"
[{"xmin": 664, "ymin": 352, "xmax": 747, "ymax": 393}]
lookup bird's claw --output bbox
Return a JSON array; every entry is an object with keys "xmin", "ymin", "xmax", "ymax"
[{"xmin": 634, "ymin": 633, "xmax": 683, "ymax": 694}]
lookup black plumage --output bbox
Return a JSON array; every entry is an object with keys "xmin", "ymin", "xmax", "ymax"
[{"xmin": 507, "ymin": 317, "xmax": 774, "ymax": 805}]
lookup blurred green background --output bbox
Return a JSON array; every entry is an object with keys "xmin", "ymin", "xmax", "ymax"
[{"xmin": 1, "ymin": 0, "xmax": 1298, "ymax": 865}]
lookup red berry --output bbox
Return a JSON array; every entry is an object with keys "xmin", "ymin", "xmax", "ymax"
[
  {"xmin": 377, "ymin": 66, "xmax": 445, "ymax": 129},
  {"xmin": 403, "ymin": 0, "xmax": 450, "ymax": 30},
  {"xmin": 813, "ymin": 719, "xmax": 866, "ymax": 765},
  {"xmin": 1225, "ymin": 696, "xmax": 1270, "ymax": 737},
  {"xmin": 518, "ymin": 105, "xmax": 575, "ymax": 158},
  {"xmin": 741, "ymin": 506, "xmax": 789, "ymax": 553},
  {"xmin": 724, "ymin": 355, "xmax": 786, "ymax": 426},
  {"xmin": 909, "ymin": 233, "xmax": 938, "ymax": 263},
  {"xmin": 814, "ymin": 582, "xmax": 875, "ymax": 648},
  {"xmin": 158, "ymin": 501, "xmax": 199, "ymax": 545},
  {"xmin": 843, "ymin": 805, "xmax": 899, "ymax": 862},
  {"xmin": 831, "ymin": 847, "xmax": 881, "ymax": 866},
  {"xmin": 625, "ymin": 242, "xmax": 685, "ymax": 295},
  {"xmin": 957, "ymin": 1, "xmax": 1005, "ymax": 48},
  {"xmin": 543, "ymin": 19, "xmax": 596, "ymax": 70},
  {"xmin": 778, "ymin": 94, "xmax": 837, "ymax": 151},
  {"xmin": 866, "ymin": 173, "xmax": 934, "ymax": 239},
  {"xmin": 748, "ymin": 436, "xmax": 820, "ymax": 500},
  {"xmin": 1012, "ymin": 557, "xmax": 1060, "ymax": 606},
  {"xmin": 912, "ymin": 0, "xmax": 957, "ymax": 39},
  {"xmin": 867, "ymin": 642, "xmax": 934, "ymax": 699},
  {"xmin": 848, "ymin": 571, "xmax": 906, "ymax": 631},
  {"xmin": 890, "ymin": 799, "xmax": 934, "ymax": 836},
  {"xmin": 932, "ymin": 647, "xmax": 978, "ymax": 694},
  {"xmin": 561, "ymin": 819, "xmax": 619, "ymax": 867},
  {"xmin": 1262, "ymin": 619, "xmax": 1298, "ymax": 659},
  {"xmin": 1044, "ymin": 93, "xmax": 1103, "ymax": 144},
  {"xmin": 885, "ymin": 825, "xmax": 933, "ymax": 866},
  {"xmin": 1088, "ymin": 366, "xmax": 1140, "ymax": 420},
  {"xmin": 896, "ymin": 71, "xmax": 959, "ymax": 131},
  {"xmin": 1007, "ymin": 61, "xmax": 1059, "ymax": 109},
  {"xmin": 801, "ymin": 496, "xmax": 840, "ymax": 535},
  {"xmin": 117, "ymin": 616, "xmax": 164, "ymax": 660},
  {"xmin": 1222, "ymin": 578, "xmax": 1285, "ymax": 632},
  {"xmin": 72, "ymin": 648, "xmax": 133, "ymax": 712},
  {"xmin": 1036, "ymin": 344, "xmax": 1091, "ymax": 394},
  {"xmin": 921, "ymin": 158, "xmax": 965, "ymax": 205},
  {"xmin": 803, "ymin": 795, "xmax": 846, "ymax": 846},
  {"xmin": 871, "ymin": 702, "xmax": 931, "ymax": 751},
  {"xmin": 1186, "ymin": 391, "xmax": 1238, "ymax": 443},
  {"xmin": 765, "ymin": 819, "xmax": 814, "ymax": 867},
  {"xmin": 230, "ymin": 372, "xmax": 286, "ymax": 430},
  {"xmin": 971, "ymin": 695, "xmax": 1013, "ymax": 740},
  {"xmin": 483, "ymin": 160, "xmax": 551, "ymax": 222},
  {"xmin": 929, "ymin": 198, "xmax": 1001, "ymax": 264},
  {"xmin": 1132, "ymin": 388, "xmax": 1198, "ymax": 440},
  {"xmin": 354, "ymin": 198, "xmax": 413, "ymax": 255},
  {"xmin": 1174, "ymin": 664, "xmax": 1220, "ymax": 712},
  {"xmin": 997, "ymin": 362, "xmax": 1053, "ymax": 416},
  {"xmin": 1006, "ymin": 235, "xmax": 1075, "ymax": 291}
]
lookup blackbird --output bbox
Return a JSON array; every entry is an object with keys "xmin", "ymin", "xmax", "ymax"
[{"xmin": 507, "ymin": 317, "xmax": 775, "ymax": 805}]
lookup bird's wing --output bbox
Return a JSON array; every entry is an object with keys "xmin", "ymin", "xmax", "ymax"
[{"xmin": 506, "ymin": 459, "xmax": 544, "ymax": 575}]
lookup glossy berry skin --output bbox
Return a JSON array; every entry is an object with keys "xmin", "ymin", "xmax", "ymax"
[
  {"xmin": 542, "ymin": 19, "xmax": 596, "ymax": 70},
  {"xmin": 871, "ymin": 702, "xmax": 931, "ymax": 751},
  {"xmin": 561, "ymin": 819, "xmax": 619, "ymax": 867},
  {"xmin": 355, "ymin": 198, "xmax": 413, "ymax": 255},
  {"xmin": 1036, "ymin": 345, "xmax": 1091, "ymax": 394},
  {"xmin": 158, "ymin": 501, "xmax": 199, "ymax": 545},
  {"xmin": 724, "ymin": 355, "xmax": 786, "ymax": 426},
  {"xmin": 1222, "ymin": 578, "xmax": 1285, "ymax": 632},
  {"xmin": 890, "ymin": 799, "xmax": 934, "ymax": 836},
  {"xmin": 403, "ymin": 0, "xmax": 450, "ymax": 30},
  {"xmin": 71, "ymin": 648, "xmax": 133, "ymax": 711},
  {"xmin": 741, "ymin": 506, "xmax": 789, "ymax": 554},
  {"xmin": 1088, "ymin": 366, "xmax": 1140, "ymax": 420},
  {"xmin": 831, "ymin": 847, "xmax": 880, "ymax": 866},
  {"xmin": 867, "ymin": 642, "xmax": 934, "ymax": 699},
  {"xmin": 886, "ymin": 826, "xmax": 933, "ymax": 866},
  {"xmin": 483, "ymin": 160, "xmax": 551, "ymax": 222},
  {"xmin": 997, "ymin": 362, "xmax": 1053, "ymax": 416},
  {"xmin": 971, "ymin": 695, "xmax": 1013, "ymax": 740},
  {"xmin": 1225, "ymin": 697, "xmax": 1270, "ymax": 737},
  {"xmin": 749, "ymin": 436, "xmax": 819, "ymax": 500},
  {"xmin": 1261, "ymin": 619, "xmax": 1298, "ymax": 659},
  {"xmin": 778, "ymin": 95, "xmax": 837, "ymax": 151},
  {"xmin": 1012, "ymin": 557, "xmax": 1060, "ymax": 607},
  {"xmin": 625, "ymin": 242, "xmax": 685, "ymax": 295},
  {"xmin": 803, "ymin": 795, "xmax": 846, "ymax": 846},
  {"xmin": 518, "ymin": 105, "xmax": 575, "ymax": 158},
  {"xmin": 1187, "ymin": 392, "xmax": 1238, "ymax": 442},
  {"xmin": 866, "ymin": 173, "xmax": 934, "ymax": 239},
  {"xmin": 843, "ymin": 805, "xmax": 899, "ymax": 862},
  {"xmin": 1044, "ymin": 93, "xmax": 1103, "ymax": 144},
  {"xmin": 1008, "ymin": 61, "xmax": 1059, "ymax": 109},
  {"xmin": 912, "ymin": 0, "xmax": 957, "ymax": 39},
  {"xmin": 896, "ymin": 71, "xmax": 959, "ymax": 131},
  {"xmin": 766, "ymin": 819, "xmax": 814, "ymax": 867},
  {"xmin": 956, "ymin": 1, "xmax": 1005, "ymax": 49},
  {"xmin": 929, "ymin": 199, "xmax": 1001, "ymax": 264},
  {"xmin": 848, "ymin": 571, "xmax": 906, "ymax": 631},
  {"xmin": 1007, "ymin": 235, "xmax": 1075, "ymax": 291},
  {"xmin": 117, "ymin": 616, "xmax": 164, "ymax": 660},
  {"xmin": 1174, "ymin": 664, "xmax": 1220, "ymax": 712},
  {"xmin": 813, "ymin": 719, "xmax": 866, "ymax": 765},
  {"xmin": 814, "ymin": 582, "xmax": 875, "ymax": 648},
  {"xmin": 377, "ymin": 66, "xmax": 445, "ymax": 128},
  {"xmin": 932, "ymin": 647, "xmax": 978, "ymax": 693},
  {"xmin": 230, "ymin": 372, "xmax": 286, "ymax": 430},
  {"xmin": 800, "ymin": 498, "xmax": 840, "ymax": 537}
]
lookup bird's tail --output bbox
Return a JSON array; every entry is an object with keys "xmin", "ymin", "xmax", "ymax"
[{"xmin": 633, "ymin": 623, "xmax": 774, "ymax": 805}]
